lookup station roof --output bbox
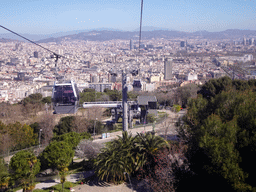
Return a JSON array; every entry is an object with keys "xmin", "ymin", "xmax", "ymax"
[{"xmin": 137, "ymin": 96, "xmax": 157, "ymax": 105}]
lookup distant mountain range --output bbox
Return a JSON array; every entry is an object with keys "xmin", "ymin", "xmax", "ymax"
[
  {"xmin": 133, "ymin": 26, "xmax": 171, "ymax": 31},
  {"xmin": 1, "ymin": 27, "xmax": 256, "ymax": 43},
  {"xmin": 0, "ymin": 38, "xmax": 19, "ymax": 43}
]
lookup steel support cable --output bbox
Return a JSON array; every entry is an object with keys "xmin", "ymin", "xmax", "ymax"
[
  {"xmin": 138, "ymin": 0, "xmax": 143, "ymax": 54},
  {"xmin": 0, "ymin": 25, "xmax": 88, "ymax": 77},
  {"xmin": 0, "ymin": 25, "xmax": 63, "ymax": 59}
]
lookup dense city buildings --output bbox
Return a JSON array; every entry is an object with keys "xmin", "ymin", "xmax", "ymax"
[{"xmin": 1, "ymin": 33, "xmax": 256, "ymax": 103}]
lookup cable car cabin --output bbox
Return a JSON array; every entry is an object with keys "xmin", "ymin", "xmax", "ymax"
[{"xmin": 52, "ymin": 80, "xmax": 80, "ymax": 114}]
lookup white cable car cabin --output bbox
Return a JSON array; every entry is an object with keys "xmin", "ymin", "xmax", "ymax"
[{"xmin": 52, "ymin": 80, "xmax": 80, "ymax": 114}]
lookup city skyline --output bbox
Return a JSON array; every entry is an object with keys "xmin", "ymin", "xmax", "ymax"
[{"xmin": 1, "ymin": 0, "xmax": 256, "ymax": 35}]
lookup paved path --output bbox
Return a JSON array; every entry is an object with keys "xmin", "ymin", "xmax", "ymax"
[
  {"xmin": 93, "ymin": 109, "xmax": 182, "ymax": 144},
  {"xmin": 72, "ymin": 182, "xmax": 136, "ymax": 192},
  {"xmin": 16, "ymin": 109, "xmax": 186, "ymax": 192},
  {"xmin": 16, "ymin": 171, "xmax": 95, "ymax": 192}
]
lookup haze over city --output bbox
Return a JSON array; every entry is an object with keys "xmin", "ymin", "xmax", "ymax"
[
  {"xmin": 1, "ymin": 0, "xmax": 256, "ymax": 34},
  {"xmin": 2, "ymin": 0, "xmax": 256, "ymax": 192}
]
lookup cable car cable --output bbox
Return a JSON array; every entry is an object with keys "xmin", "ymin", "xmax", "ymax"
[
  {"xmin": 0, "ymin": 25, "xmax": 89, "ymax": 78},
  {"xmin": 0, "ymin": 25, "xmax": 63, "ymax": 59},
  {"xmin": 138, "ymin": 0, "xmax": 144, "ymax": 54},
  {"xmin": 0, "ymin": 25, "xmax": 81, "ymax": 113}
]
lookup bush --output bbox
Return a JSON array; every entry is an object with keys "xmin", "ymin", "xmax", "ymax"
[
  {"xmin": 53, "ymin": 116, "xmax": 75, "ymax": 135},
  {"xmin": 51, "ymin": 132, "xmax": 82, "ymax": 149},
  {"xmin": 41, "ymin": 96, "xmax": 52, "ymax": 104},
  {"xmin": 87, "ymin": 120, "xmax": 104, "ymax": 135},
  {"xmin": 76, "ymin": 140, "xmax": 102, "ymax": 160},
  {"xmin": 80, "ymin": 132, "xmax": 91, "ymax": 140},
  {"xmin": 104, "ymin": 122, "xmax": 118, "ymax": 131},
  {"xmin": 40, "ymin": 141, "xmax": 74, "ymax": 171},
  {"xmin": 172, "ymin": 104, "xmax": 181, "ymax": 113},
  {"xmin": 146, "ymin": 114, "xmax": 156, "ymax": 123}
]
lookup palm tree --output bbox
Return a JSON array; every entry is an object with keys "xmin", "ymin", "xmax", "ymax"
[
  {"xmin": 94, "ymin": 132, "xmax": 135, "ymax": 183},
  {"xmin": 134, "ymin": 132, "xmax": 169, "ymax": 175},
  {"xmin": 0, "ymin": 159, "xmax": 10, "ymax": 191},
  {"xmin": 135, "ymin": 132, "xmax": 168, "ymax": 155},
  {"xmin": 94, "ymin": 132, "xmax": 169, "ymax": 183}
]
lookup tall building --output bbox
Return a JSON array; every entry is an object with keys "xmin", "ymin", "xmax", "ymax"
[
  {"xmin": 180, "ymin": 41, "xmax": 186, "ymax": 47},
  {"xmin": 249, "ymin": 38, "xmax": 255, "ymax": 45},
  {"xmin": 17, "ymin": 72, "xmax": 25, "ymax": 81},
  {"xmin": 34, "ymin": 51, "xmax": 38, "ymax": 58},
  {"xmin": 243, "ymin": 37, "xmax": 247, "ymax": 46},
  {"xmin": 164, "ymin": 58, "xmax": 172, "ymax": 80},
  {"xmin": 130, "ymin": 39, "xmax": 133, "ymax": 50},
  {"xmin": 58, "ymin": 49, "xmax": 63, "ymax": 55},
  {"xmin": 15, "ymin": 43, "xmax": 21, "ymax": 51}
]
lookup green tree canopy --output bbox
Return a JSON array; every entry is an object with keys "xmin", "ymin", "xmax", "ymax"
[
  {"xmin": 104, "ymin": 89, "xmax": 122, "ymax": 101},
  {"xmin": 53, "ymin": 116, "xmax": 75, "ymax": 136},
  {"xmin": 21, "ymin": 93, "xmax": 43, "ymax": 105},
  {"xmin": 79, "ymin": 92, "xmax": 96, "ymax": 103},
  {"xmin": 176, "ymin": 84, "xmax": 199, "ymax": 107},
  {"xmin": 41, "ymin": 96, "xmax": 52, "ymax": 104},
  {"xmin": 197, "ymin": 76, "xmax": 233, "ymax": 99},
  {"xmin": 10, "ymin": 150, "xmax": 40, "ymax": 192},
  {"xmin": 179, "ymin": 79, "xmax": 256, "ymax": 191},
  {"xmin": 0, "ymin": 122, "xmax": 36, "ymax": 152},
  {"xmin": 127, "ymin": 91, "xmax": 138, "ymax": 100},
  {"xmin": 51, "ymin": 132, "xmax": 82, "ymax": 149},
  {"xmin": 40, "ymin": 141, "xmax": 74, "ymax": 171},
  {"xmin": 0, "ymin": 159, "xmax": 10, "ymax": 190},
  {"xmin": 197, "ymin": 76, "xmax": 256, "ymax": 100},
  {"xmin": 82, "ymin": 88, "xmax": 96, "ymax": 93},
  {"xmin": 8, "ymin": 122, "xmax": 36, "ymax": 151}
]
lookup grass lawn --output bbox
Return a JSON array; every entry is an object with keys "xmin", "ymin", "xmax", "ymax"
[
  {"xmin": 32, "ymin": 181, "xmax": 79, "ymax": 192},
  {"xmin": 47, "ymin": 181, "xmax": 78, "ymax": 192},
  {"xmin": 158, "ymin": 111, "xmax": 168, "ymax": 118}
]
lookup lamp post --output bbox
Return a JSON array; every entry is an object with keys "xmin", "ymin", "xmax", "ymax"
[
  {"xmin": 93, "ymin": 118, "xmax": 97, "ymax": 140},
  {"xmin": 39, "ymin": 129, "xmax": 42, "ymax": 147},
  {"xmin": 122, "ymin": 71, "xmax": 128, "ymax": 132},
  {"xmin": 38, "ymin": 129, "xmax": 42, "ymax": 155},
  {"xmin": 124, "ymin": 172, "xmax": 133, "ymax": 191},
  {"xmin": 152, "ymin": 120, "xmax": 156, "ymax": 134}
]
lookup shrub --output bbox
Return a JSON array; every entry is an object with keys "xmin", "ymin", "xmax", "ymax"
[
  {"xmin": 146, "ymin": 114, "xmax": 156, "ymax": 123},
  {"xmin": 172, "ymin": 104, "xmax": 181, "ymax": 113}
]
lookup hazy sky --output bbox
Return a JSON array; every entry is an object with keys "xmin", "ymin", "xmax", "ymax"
[{"xmin": 1, "ymin": 0, "xmax": 256, "ymax": 34}]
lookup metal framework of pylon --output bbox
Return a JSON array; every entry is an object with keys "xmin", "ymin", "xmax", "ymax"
[{"xmin": 122, "ymin": 71, "xmax": 128, "ymax": 132}]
